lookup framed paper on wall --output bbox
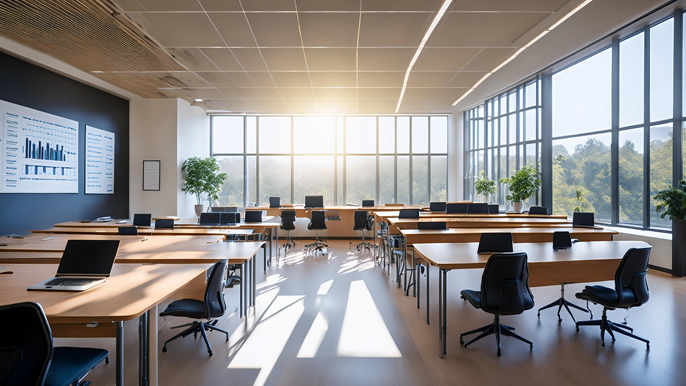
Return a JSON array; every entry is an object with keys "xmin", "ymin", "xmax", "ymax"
[{"xmin": 143, "ymin": 160, "xmax": 160, "ymax": 191}]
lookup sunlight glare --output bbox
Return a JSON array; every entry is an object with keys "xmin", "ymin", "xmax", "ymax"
[
  {"xmin": 318, "ymin": 279, "xmax": 334, "ymax": 295},
  {"xmin": 296, "ymin": 311, "xmax": 328, "ymax": 358}
]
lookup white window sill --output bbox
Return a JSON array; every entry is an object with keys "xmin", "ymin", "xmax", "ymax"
[{"xmin": 606, "ymin": 226, "xmax": 672, "ymax": 241}]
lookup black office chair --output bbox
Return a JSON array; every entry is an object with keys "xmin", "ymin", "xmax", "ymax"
[
  {"xmin": 362, "ymin": 200, "xmax": 375, "ymax": 207},
  {"xmin": 305, "ymin": 211, "xmax": 327, "ymax": 254},
  {"xmin": 488, "ymin": 204, "xmax": 500, "ymax": 214},
  {"xmin": 155, "ymin": 219, "xmax": 174, "ymax": 230},
  {"xmin": 429, "ymin": 202, "xmax": 447, "ymax": 212},
  {"xmin": 199, "ymin": 212, "xmax": 221, "ymax": 226},
  {"xmin": 133, "ymin": 213, "xmax": 152, "ymax": 226},
  {"xmin": 447, "ymin": 203, "xmax": 468, "ymax": 214},
  {"xmin": 467, "ymin": 203, "xmax": 489, "ymax": 214},
  {"xmin": 269, "ymin": 197, "xmax": 281, "ymax": 208},
  {"xmin": 279, "ymin": 210, "xmax": 296, "ymax": 254},
  {"xmin": 211, "ymin": 207, "xmax": 225, "ymax": 213},
  {"xmin": 211, "ymin": 207, "xmax": 238, "ymax": 213},
  {"xmin": 417, "ymin": 222, "xmax": 447, "ymax": 230},
  {"xmin": 118, "ymin": 226, "xmax": 138, "ymax": 235},
  {"xmin": 161, "ymin": 260, "xmax": 230, "ymax": 356},
  {"xmin": 398, "ymin": 209, "xmax": 420, "ymax": 219},
  {"xmin": 459, "ymin": 253, "xmax": 534, "ymax": 356},
  {"xmin": 528, "ymin": 206, "xmax": 548, "ymax": 215},
  {"xmin": 575, "ymin": 247, "xmax": 652, "ymax": 348},
  {"xmin": 0, "ymin": 302, "xmax": 109, "ymax": 386},
  {"xmin": 245, "ymin": 211, "xmax": 262, "ymax": 223},
  {"xmin": 353, "ymin": 211, "xmax": 375, "ymax": 252}
]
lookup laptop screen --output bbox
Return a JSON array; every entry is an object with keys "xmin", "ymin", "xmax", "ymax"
[
  {"xmin": 573, "ymin": 212, "xmax": 595, "ymax": 227},
  {"xmin": 57, "ymin": 240, "xmax": 120, "ymax": 277},
  {"xmin": 305, "ymin": 195, "xmax": 324, "ymax": 208}
]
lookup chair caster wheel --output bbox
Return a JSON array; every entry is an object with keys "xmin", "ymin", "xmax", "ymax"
[
  {"xmin": 105, "ymin": 357, "xmax": 110, "ymax": 364},
  {"xmin": 208, "ymin": 351, "xmax": 213, "ymax": 356},
  {"xmin": 537, "ymin": 313, "xmax": 540, "ymax": 318},
  {"xmin": 162, "ymin": 346, "xmax": 167, "ymax": 352},
  {"xmin": 497, "ymin": 350, "xmax": 501, "ymax": 357},
  {"xmin": 576, "ymin": 327, "xmax": 580, "ymax": 332},
  {"xmin": 601, "ymin": 343, "xmax": 605, "ymax": 347},
  {"xmin": 460, "ymin": 339, "xmax": 464, "ymax": 345},
  {"xmin": 529, "ymin": 344, "xmax": 533, "ymax": 350},
  {"xmin": 558, "ymin": 319, "xmax": 562, "ymax": 324},
  {"xmin": 460, "ymin": 296, "xmax": 465, "ymax": 300}
]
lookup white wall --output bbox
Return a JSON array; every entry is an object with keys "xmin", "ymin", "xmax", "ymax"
[
  {"xmin": 448, "ymin": 113, "xmax": 463, "ymax": 201},
  {"xmin": 176, "ymin": 99, "xmax": 211, "ymax": 218}
]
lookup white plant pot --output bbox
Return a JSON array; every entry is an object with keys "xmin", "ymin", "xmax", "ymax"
[
  {"xmin": 194, "ymin": 204, "xmax": 204, "ymax": 217},
  {"xmin": 513, "ymin": 202, "xmax": 524, "ymax": 213}
]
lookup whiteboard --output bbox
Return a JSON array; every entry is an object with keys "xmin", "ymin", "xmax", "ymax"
[
  {"xmin": 85, "ymin": 125, "xmax": 115, "ymax": 194},
  {"xmin": 0, "ymin": 100, "xmax": 79, "ymax": 193}
]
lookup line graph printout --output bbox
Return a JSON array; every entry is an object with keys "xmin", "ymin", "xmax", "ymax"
[{"xmin": 0, "ymin": 100, "xmax": 79, "ymax": 193}]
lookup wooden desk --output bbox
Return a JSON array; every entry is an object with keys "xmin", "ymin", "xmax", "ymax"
[
  {"xmin": 54, "ymin": 219, "xmax": 141, "ymax": 228},
  {"xmin": 411, "ymin": 240, "xmax": 650, "ymax": 357},
  {"xmin": 387, "ymin": 217, "xmax": 571, "ymax": 231},
  {"xmin": 0, "ymin": 234, "xmax": 223, "ymax": 253},
  {"xmin": 374, "ymin": 211, "xmax": 569, "ymax": 223},
  {"xmin": 0, "ymin": 263, "xmax": 211, "ymax": 386},
  {"xmin": 400, "ymin": 227, "xmax": 617, "ymax": 245},
  {"xmin": 32, "ymin": 227, "xmax": 253, "ymax": 238}
]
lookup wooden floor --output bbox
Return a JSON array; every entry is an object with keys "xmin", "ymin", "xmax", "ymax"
[{"xmin": 58, "ymin": 240, "xmax": 686, "ymax": 386}]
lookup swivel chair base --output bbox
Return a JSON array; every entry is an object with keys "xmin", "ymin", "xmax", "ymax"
[
  {"xmin": 305, "ymin": 241, "xmax": 328, "ymax": 254},
  {"xmin": 162, "ymin": 320, "xmax": 230, "ymax": 356},
  {"xmin": 460, "ymin": 315, "xmax": 533, "ymax": 357},
  {"xmin": 537, "ymin": 283, "xmax": 591, "ymax": 323},
  {"xmin": 279, "ymin": 238, "xmax": 296, "ymax": 253},
  {"xmin": 575, "ymin": 308, "xmax": 650, "ymax": 349}
]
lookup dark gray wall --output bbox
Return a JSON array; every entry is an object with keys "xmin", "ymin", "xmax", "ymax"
[{"xmin": 0, "ymin": 52, "xmax": 129, "ymax": 235}]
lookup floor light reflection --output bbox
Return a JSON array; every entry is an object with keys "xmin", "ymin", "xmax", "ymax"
[
  {"xmin": 296, "ymin": 311, "xmax": 328, "ymax": 358},
  {"xmin": 318, "ymin": 279, "xmax": 334, "ymax": 295}
]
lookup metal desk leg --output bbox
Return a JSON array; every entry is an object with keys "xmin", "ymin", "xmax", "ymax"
[
  {"xmin": 403, "ymin": 238, "xmax": 408, "ymax": 291},
  {"xmin": 139, "ymin": 311, "xmax": 149, "ymax": 386},
  {"xmin": 240, "ymin": 262, "xmax": 244, "ymax": 318},
  {"xmin": 440, "ymin": 269, "xmax": 449, "ymax": 359},
  {"xmin": 263, "ymin": 243, "xmax": 267, "ymax": 274},
  {"xmin": 426, "ymin": 264, "xmax": 430, "ymax": 324},
  {"xmin": 417, "ymin": 262, "xmax": 421, "ymax": 309},
  {"xmin": 412, "ymin": 250, "xmax": 417, "ymax": 297},
  {"xmin": 252, "ymin": 256, "xmax": 256, "ymax": 307},
  {"xmin": 438, "ymin": 268, "xmax": 442, "ymax": 340},
  {"xmin": 116, "ymin": 321, "xmax": 124, "ymax": 386}
]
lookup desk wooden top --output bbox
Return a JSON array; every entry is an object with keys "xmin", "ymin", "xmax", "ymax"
[
  {"xmin": 0, "ymin": 263, "xmax": 211, "ymax": 322},
  {"xmin": 400, "ymin": 227, "xmax": 617, "ymax": 244},
  {"xmin": 172, "ymin": 217, "xmax": 280, "ymax": 228},
  {"xmin": 375, "ymin": 211, "xmax": 568, "ymax": 220},
  {"xmin": 32, "ymin": 227, "xmax": 254, "ymax": 237},
  {"xmin": 387, "ymin": 217, "xmax": 571, "ymax": 228},
  {"xmin": 400, "ymin": 227, "xmax": 616, "ymax": 237},
  {"xmin": 0, "ymin": 234, "xmax": 222, "ymax": 253},
  {"xmin": 54, "ymin": 219, "xmax": 141, "ymax": 228},
  {"xmin": 246, "ymin": 205, "xmax": 426, "ymax": 212}
]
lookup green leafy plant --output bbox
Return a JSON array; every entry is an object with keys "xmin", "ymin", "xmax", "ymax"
[
  {"xmin": 181, "ymin": 157, "xmax": 227, "ymax": 206},
  {"xmin": 474, "ymin": 172, "xmax": 497, "ymax": 197},
  {"xmin": 653, "ymin": 179, "xmax": 686, "ymax": 221},
  {"xmin": 499, "ymin": 166, "xmax": 541, "ymax": 203}
]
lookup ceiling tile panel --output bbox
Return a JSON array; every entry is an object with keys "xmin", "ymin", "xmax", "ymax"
[
  {"xmin": 140, "ymin": 13, "xmax": 225, "ymax": 47},
  {"xmin": 358, "ymin": 88, "xmax": 401, "ymax": 99},
  {"xmin": 358, "ymin": 48, "xmax": 414, "ymax": 71},
  {"xmin": 298, "ymin": 13, "xmax": 360, "ymax": 47},
  {"xmin": 356, "ymin": 99, "xmax": 397, "ymax": 114},
  {"xmin": 359, "ymin": 14, "xmax": 432, "ymax": 47},
  {"xmin": 403, "ymin": 88, "xmax": 464, "ymax": 100},
  {"xmin": 261, "ymin": 49, "xmax": 307, "ymax": 71},
  {"xmin": 413, "ymin": 48, "xmax": 481, "ymax": 71},
  {"xmin": 462, "ymin": 48, "xmax": 516, "ymax": 71},
  {"xmin": 241, "ymin": 0, "xmax": 295, "ymax": 11},
  {"xmin": 296, "ymin": 0, "xmax": 361, "ymax": 11},
  {"xmin": 452, "ymin": 0, "xmax": 569, "ymax": 12},
  {"xmin": 309, "ymin": 72, "xmax": 356, "ymax": 87},
  {"xmin": 358, "ymin": 72, "xmax": 404, "ymax": 87},
  {"xmin": 270, "ymin": 72, "xmax": 313, "ymax": 87},
  {"xmin": 226, "ymin": 72, "xmax": 258, "ymax": 87},
  {"xmin": 230, "ymin": 48, "xmax": 268, "ymax": 71},
  {"xmin": 279, "ymin": 88, "xmax": 316, "ymax": 99},
  {"xmin": 168, "ymin": 48, "xmax": 220, "ymax": 71},
  {"xmin": 129, "ymin": 0, "xmax": 202, "ymax": 11},
  {"xmin": 208, "ymin": 14, "xmax": 257, "ymax": 47},
  {"xmin": 244, "ymin": 72, "xmax": 279, "ymax": 88},
  {"xmin": 196, "ymin": 72, "xmax": 240, "ymax": 87},
  {"xmin": 313, "ymin": 88, "xmax": 357, "ymax": 99},
  {"xmin": 112, "ymin": 0, "xmax": 147, "ymax": 12},
  {"xmin": 200, "ymin": 48, "xmax": 244, "ymax": 71},
  {"xmin": 397, "ymin": 99, "xmax": 453, "ymax": 113},
  {"xmin": 362, "ymin": 0, "xmax": 443, "ymax": 11},
  {"xmin": 305, "ymin": 49, "xmax": 356, "ymax": 71},
  {"xmin": 407, "ymin": 72, "xmax": 457, "ymax": 87},
  {"xmin": 444, "ymin": 72, "xmax": 487, "ymax": 87},
  {"xmin": 231, "ymin": 88, "xmax": 283, "ymax": 99},
  {"xmin": 427, "ymin": 12, "xmax": 549, "ymax": 47},
  {"xmin": 316, "ymin": 99, "xmax": 359, "ymax": 114},
  {"xmin": 197, "ymin": 0, "xmax": 242, "ymax": 11},
  {"xmin": 284, "ymin": 99, "xmax": 318, "ymax": 113},
  {"xmin": 246, "ymin": 14, "xmax": 302, "ymax": 47}
]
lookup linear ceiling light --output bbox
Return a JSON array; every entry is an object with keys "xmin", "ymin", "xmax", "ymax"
[
  {"xmin": 451, "ymin": 0, "xmax": 593, "ymax": 107},
  {"xmin": 395, "ymin": 0, "xmax": 455, "ymax": 113}
]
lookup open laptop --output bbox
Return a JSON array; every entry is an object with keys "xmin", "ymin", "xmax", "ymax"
[
  {"xmin": 572, "ymin": 212, "xmax": 601, "ymax": 229},
  {"xmin": 28, "ymin": 240, "xmax": 120, "ymax": 292}
]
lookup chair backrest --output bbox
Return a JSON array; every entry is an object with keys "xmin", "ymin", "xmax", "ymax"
[
  {"xmin": 245, "ymin": 211, "xmax": 263, "ymax": 223},
  {"xmin": 199, "ymin": 212, "xmax": 221, "ymax": 225},
  {"xmin": 0, "ymin": 302, "xmax": 53, "ymax": 386},
  {"xmin": 219, "ymin": 212, "xmax": 237, "ymax": 225},
  {"xmin": 467, "ymin": 203, "xmax": 489, "ymax": 214},
  {"xmin": 280, "ymin": 210, "xmax": 296, "ymax": 231},
  {"xmin": 477, "ymin": 233, "xmax": 514, "ymax": 253},
  {"xmin": 417, "ymin": 222, "xmax": 447, "ymax": 230},
  {"xmin": 211, "ymin": 207, "xmax": 238, "ymax": 213},
  {"xmin": 488, "ymin": 204, "xmax": 499, "ymax": 214},
  {"xmin": 429, "ymin": 202, "xmax": 446, "ymax": 212},
  {"xmin": 354, "ymin": 211, "xmax": 370, "ymax": 230},
  {"xmin": 480, "ymin": 253, "xmax": 534, "ymax": 315},
  {"xmin": 269, "ymin": 197, "xmax": 281, "ymax": 208},
  {"xmin": 446, "ymin": 203, "xmax": 468, "ymax": 214},
  {"xmin": 552, "ymin": 231, "xmax": 572, "ymax": 249},
  {"xmin": 615, "ymin": 247, "xmax": 652, "ymax": 307},
  {"xmin": 211, "ymin": 207, "xmax": 225, "ymax": 213},
  {"xmin": 155, "ymin": 219, "xmax": 174, "ymax": 230},
  {"xmin": 398, "ymin": 209, "xmax": 420, "ymax": 219},
  {"xmin": 309, "ymin": 211, "xmax": 327, "ymax": 230},
  {"xmin": 361, "ymin": 200, "xmax": 375, "ymax": 207},
  {"xmin": 132, "ymin": 213, "xmax": 152, "ymax": 227},
  {"xmin": 118, "ymin": 226, "xmax": 138, "ymax": 235},
  {"xmin": 528, "ymin": 206, "xmax": 548, "ymax": 215},
  {"xmin": 204, "ymin": 260, "xmax": 228, "ymax": 318}
]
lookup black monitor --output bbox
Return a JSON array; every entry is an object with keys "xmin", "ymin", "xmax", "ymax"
[
  {"xmin": 417, "ymin": 222, "xmax": 447, "ymax": 230},
  {"xmin": 245, "ymin": 211, "xmax": 262, "ymax": 223},
  {"xmin": 57, "ymin": 240, "xmax": 120, "ymax": 277},
  {"xmin": 467, "ymin": 203, "xmax": 489, "ymax": 214},
  {"xmin": 398, "ymin": 209, "xmax": 420, "ymax": 219},
  {"xmin": 269, "ymin": 197, "xmax": 281, "ymax": 208},
  {"xmin": 572, "ymin": 212, "xmax": 595, "ymax": 227},
  {"xmin": 219, "ymin": 212, "xmax": 237, "ymax": 225},
  {"xmin": 155, "ymin": 219, "xmax": 175, "ymax": 230},
  {"xmin": 529, "ymin": 206, "xmax": 549, "ymax": 215},
  {"xmin": 429, "ymin": 202, "xmax": 447, "ymax": 212},
  {"xmin": 362, "ymin": 200, "xmax": 375, "ymax": 207},
  {"xmin": 488, "ymin": 204, "xmax": 500, "ymax": 214},
  {"xmin": 446, "ymin": 203, "xmax": 468, "ymax": 214},
  {"xmin": 200, "ymin": 212, "xmax": 221, "ymax": 226},
  {"xmin": 553, "ymin": 231, "xmax": 573, "ymax": 250},
  {"xmin": 305, "ymin": 195, "xmax": 324, "ymax": 208},
  {"xmin": 132, "ymin": 213, "xmax": 152, "ymax": 227},
  {"xmin": 477, "ymin": 233, "xmax": 514, "ymax": 254}
]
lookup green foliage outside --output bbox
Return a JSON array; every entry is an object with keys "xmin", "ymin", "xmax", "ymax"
[
  {"xmin": 500, "ymin": 165, "xmax": 541, "ymax": 203},
  {"xmin": 654, "ymin": 179, "xmax": 686, "ymax": 221},
  {"xmin": 182, "ymin": 157, "xmax": 227, "ymax": 206}
]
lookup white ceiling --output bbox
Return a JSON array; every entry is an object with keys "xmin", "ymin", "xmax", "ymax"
[{"xmin": 103, "ymin": 0, "xmax": 579, "ymax": 113}]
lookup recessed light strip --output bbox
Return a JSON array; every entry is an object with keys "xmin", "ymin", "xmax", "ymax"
[
  {"xmin": 451, "ymin": 0, "xmax": 593, "ymax": 106},
  {"xmin": 395, "ymin": 0, "xmax": 455, "ymax": 113}
]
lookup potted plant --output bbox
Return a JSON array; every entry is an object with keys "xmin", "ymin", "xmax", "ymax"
[
  {"xmin": 474, "ymin": 172, "xmax": 496, "ymax": 203},
  {"xmin": 653, "ymin": 179, "xmax": 686, "ymax": 277},
  {"xmin": 499, "ymin": 166, "xmax": 541, "ymax": 213},
  {"xmin": 181, "ymin": 157, "xmax": 227, "ymax": 217}
]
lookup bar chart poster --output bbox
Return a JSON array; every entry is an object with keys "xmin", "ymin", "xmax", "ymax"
[
  {"xmin": 85, "ymin": 126, "xmax": 115, "ymax": 194},
  {"xmin": 0, "ymin": 100, "xmax": 79, "ymax": 193}
]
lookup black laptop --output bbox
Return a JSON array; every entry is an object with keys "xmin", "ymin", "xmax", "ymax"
[{"xmin": 572, "ymin": 212, "xmax": 600, "ymax": 228}]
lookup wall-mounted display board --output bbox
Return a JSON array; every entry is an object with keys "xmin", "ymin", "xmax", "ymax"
[
  {"xmin": 85, "ymin": 125, "xmax": 115, "ymax": 194},
  {"xmin": 143, "ymin": 160, "xmax": 160, "ymax": 191},
  {"xmin": 0, "ymin": 100, "xmax": 79, "ymax": 193}
]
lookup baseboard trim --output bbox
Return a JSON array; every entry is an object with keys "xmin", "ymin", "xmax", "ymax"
[{"xmin": 649, "ymin": 264, "xmax": 672, "ymax": 275}]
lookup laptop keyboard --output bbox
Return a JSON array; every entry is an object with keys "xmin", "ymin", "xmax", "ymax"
[{"xmin": 45, "ymin": 278, "xmax": 98, "ymax": 286}]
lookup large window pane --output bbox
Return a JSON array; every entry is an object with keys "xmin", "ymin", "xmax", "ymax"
[
  {"xmin": 215, "ymin": 156, "xmax": 243, "ymax": 208},
  {"xmin": 213, "ymin": 116, "xmax": 243, "ymax": 154},
  {"xmin": 618, "ymin": 128, "xmax": 643, "ymax": 226},
  {"xmin": 247, "ymin": 156, "xmax": 256, "ymax": 206},
  {"xmin": 397, "ymin": 117, "xmax": 410, "ymax": 153},
  {"xmin": 259, "ymin": 156, "xmax": 291, "ymax": 204},
  {"xmin": 650, "ymin": 18, "xmax": 674, "ymax": 122},
  {"xmin": 294, "ymin": 156, "xmax": 334, "ymax": 205},
  {"xmin": 553, "ymin": 133, "xmax": 611, "ymax": 221},
  {"xmin": 650, "ymin": 124, "xmax": 673, "ymax": 229},
  {"xmin": 525, "ymin": 82, "xmax": 537, "ymax": 108},
  {"xmin": 337, "ymin": 117, "xmax": 344, "ymax": 153},
  {"xmin": 247, "ymin": 117, "xmax": 256, "ymax": 154},
  {"xmin": 431, "ymin": 156, "xmax": 447, "ymax": 202},
  {"xmin": 508, "ymin": 114, "xmax": 516, "ymax": 144},
  {"xmin": 412, "ymin": 156, "xmax": 429, "ymax": 205},
  {"xmin": 397, "ymin": 156, "xmax": 410, "ymax": 204},
  {"xmin": 499, "ymin": 117, "xmax": 507, "ymax": 146},
  {"xmin": 619, "ymin": 32, "xmax": 644, "ymax": 127},
  {"xmin": 379, "ymin": 156, "xmax": 395, "ymax": 204},
  {"xmin": 552, "ymin": 49, "xmax": 612, "ymax": 137},
  {"xmin": 430, "ymin": 116, "xmax": 448, "ymax": 153},
  {"xmin": 379, "ymin": 117, "xmax": 395, "ymax": 154},
  {"xmin": 259, "ymin": 117, "xmax": 291, "ymax": 154},
  {"xmin": 412, "ymin": 117, "xmax": 429, "ymax": 153},
  {"xmin": 294, "ymin": 117, "xmax": 335, "ymax": 154},
  {"xmin": 346, "ymin": 117, "xmax": 376, "ymax": 153},
  {"xmin": 525, "ymin": 109, "xmax": 536, "ymax": 141},
  {"xmin": 346, "ymin": 156, "xmax": 376, "ymax": 204},
  {"xmin": 337, "ymin": 156, "xmax": 344, "ymax": 204}
]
